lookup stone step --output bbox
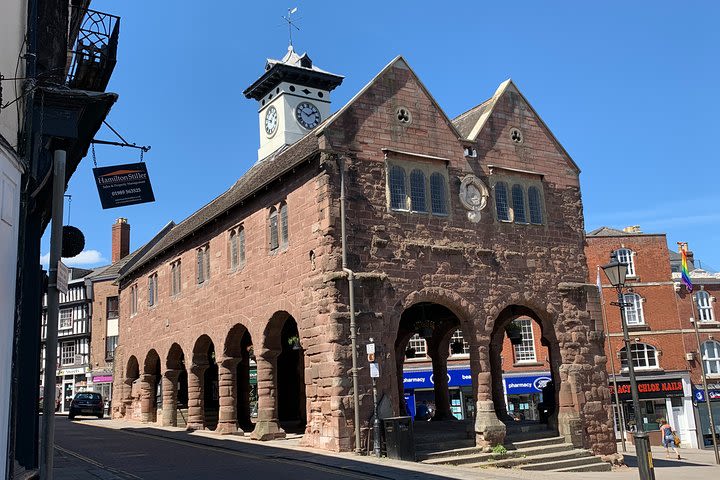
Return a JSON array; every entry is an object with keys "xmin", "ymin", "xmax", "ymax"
[
  {"xmin": 488, "ymin": 448, "xmax": 587, "ymax": 468},
  {"xmin": 506, "ymin": 435, "xmax": 566, "ymax": 449},
  {"xmin": 518, "ymin": 454, "xmax": 607, "ymax": 471},
  {"xmin": 415, "ymin": 439, "xmax": 476, "ymax": 454},
  {"xmin": 504, "ymin": 430, "xmax": 558, "ymax": 443},
  {"xmin": 421, "ymin": 442, "xmax": 574, "ymax": 466},
  {"xmin": 552, "ymin": 460, "xmax": 613, "ymax": 472}
]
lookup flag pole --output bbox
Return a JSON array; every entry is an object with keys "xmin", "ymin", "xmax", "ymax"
[
  {"xmin": 689, "ymin": 299, "xmax": 720, "ymax": 463},
  {"xmin": 598, "ymin": 266, "xmax": 627, "ymax": 452}
]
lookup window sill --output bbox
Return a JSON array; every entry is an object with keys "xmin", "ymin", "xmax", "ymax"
[
  {"xmin": 513, "ymin": 361, "xmax": 543, "ymax": 367},
  {"xmin": 627, "ymin": 324, "xmax": 650, "ymax": 332},
  {"xmin": 697, "ymin": 321, "xmax": 720, "ymax": 329}
]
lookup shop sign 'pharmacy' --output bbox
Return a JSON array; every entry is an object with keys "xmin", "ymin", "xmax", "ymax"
[{"xmin": 93, "ymin": 163, "xmax": 155, "ymax": 209}]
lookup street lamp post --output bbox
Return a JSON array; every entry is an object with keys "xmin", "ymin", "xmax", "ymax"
[{"xmin": 602, "ymin": 253, "xmax": 655, "ymax": 480}]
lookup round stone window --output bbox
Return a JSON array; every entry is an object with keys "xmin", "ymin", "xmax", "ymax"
[
  {"xmin": 510, "ymin": 127, "xmax": 523, "ymax": 144},
  {"xmin": 396, "ymin": 106, "xmax": 412, "ymax": 125}
]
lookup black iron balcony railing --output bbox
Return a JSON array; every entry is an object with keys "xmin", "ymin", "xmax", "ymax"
[{"xmin": 67, "ymin": 7, "xmax": 119, "ymax": 92}]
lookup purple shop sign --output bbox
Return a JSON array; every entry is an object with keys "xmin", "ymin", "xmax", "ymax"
[{"xmin": 93, "ymin": 375, "xmax": 113, "ymax": 383}]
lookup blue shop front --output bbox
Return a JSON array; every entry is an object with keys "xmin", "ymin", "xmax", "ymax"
[{"xmin": 403, "ymin": 368, "xmax": 551, "ymax": 421}]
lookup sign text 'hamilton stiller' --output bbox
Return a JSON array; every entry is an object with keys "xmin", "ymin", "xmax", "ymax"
[{"xmin": 93, "ymin": 162, "xmax": 155, "ymax": 209}]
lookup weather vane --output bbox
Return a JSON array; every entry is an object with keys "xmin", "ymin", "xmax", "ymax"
[{"xmin": 282, "ymin": 7, "xmax": 300, "ymax": 48}]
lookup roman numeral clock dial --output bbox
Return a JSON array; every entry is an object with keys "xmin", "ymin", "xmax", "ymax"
[
  {"xmin": 264, "ymin": 105, "xmax": 278, "ymax": 137},
  {"xmin": 295, "ymin": 102, "xmax": 321, "ymax": 129}
]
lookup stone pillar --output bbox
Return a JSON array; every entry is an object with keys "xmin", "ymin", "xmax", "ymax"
[
  {"xmin": 216, "ymin": 357, "xmax": 243, "ymax": 435},
  {"xmin": 428, "ymin": 336, "xmax": 453, "ymax": 421},
  {"xmin": 139, "ymin": 374, "xmax": 157, "ymax": 423},
  {"xmin": 161, "ymin": 370, "xmax": 180, "ymax": 427},
  {"xmin": 186, "ymin": 364, "xmax": 207, "ymax": 431},
  {"xmin": 250, "ymin": 349, "xmax": 285, "ymax": 440},
  {"xmin": 119, "ymin": 379, "xmax": 133, "ymax": 417},
  {"xmin": 474, "ymin": 370, "xmax": 506, "ymax": 446},
  {"xmin": 557, "ymin": 366, "xmax": 583, "ymax": 447}
]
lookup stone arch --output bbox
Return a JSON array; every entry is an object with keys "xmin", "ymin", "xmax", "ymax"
[
  {"xmin": 488, "ymin": 303, "xmax": 563, "ymax": 440},
  {"xmin": 122, "ymin": 356, "xmax": 140, "ymax": 420},
  {"xmin": 163, "ymin": 343, "xmax": 188, "ymax": 427},
  {"xmin": 219, "ymin": 323, "xmax": 255, "ymax": 433},
  {"xmin": 400, "ymin": 287, "xmax": 478, "ymax": 334},
  {"xmin": 186, "ymin": 334, "xmax": 219, "ymax": 431},
  {"xmin": 141, "ymin": 350, "xmax": 161, "ymax": 423}
]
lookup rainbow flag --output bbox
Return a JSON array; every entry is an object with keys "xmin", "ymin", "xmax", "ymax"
[{"xmin": 680, "ymin": 243, "xmax": 693, "ymax": 292}]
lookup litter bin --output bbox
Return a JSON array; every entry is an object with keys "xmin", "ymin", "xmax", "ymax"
[{"xmin": 383, "ymin": 416, "xmax": 415, "ymax": 461}]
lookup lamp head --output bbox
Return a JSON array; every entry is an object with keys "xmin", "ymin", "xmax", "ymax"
[{"xmin": 602, "ymin": 252, "xmax": 628, "ymax": 287}]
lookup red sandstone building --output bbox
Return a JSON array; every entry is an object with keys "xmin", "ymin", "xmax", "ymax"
[
  {"xmin": 586, "ymin": 226, "xmax": 720, "ymax": 448},
  {"xmin": 110, "ymin": 49, "xmax": 616, "ymax": 456}
]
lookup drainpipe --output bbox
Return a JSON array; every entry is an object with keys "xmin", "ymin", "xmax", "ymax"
[{"xmin": 338, "ymin": 155, "xmax": 361, "ymax": 454}]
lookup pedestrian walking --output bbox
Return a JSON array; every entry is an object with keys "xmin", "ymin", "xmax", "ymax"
[{"xmin": 659, "ymin": 419, "xmax": 682, "ymax": 460}]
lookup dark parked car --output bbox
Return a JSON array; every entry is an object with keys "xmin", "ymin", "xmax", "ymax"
[{"xmin": 68, "ymin": 392, "xmax": 104, "ymax": 420}]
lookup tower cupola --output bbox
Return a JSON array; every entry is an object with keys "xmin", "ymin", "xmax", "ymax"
[{"xmin": 243, "ymin": 46, "xmax": 343, "ymax": 161}]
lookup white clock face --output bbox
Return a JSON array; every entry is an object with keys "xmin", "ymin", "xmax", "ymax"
[
  {"xmin": 265, "ymin": 106, "xmax": 278, "ymax": 136},
  {"xmin": 295, "ymin": 102, "xmax": 321, "ymax": 129}
]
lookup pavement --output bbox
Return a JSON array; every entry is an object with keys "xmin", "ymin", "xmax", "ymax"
[{"xmin": 49, "ymin": 416, "xmax": 720, "ymax": 480}]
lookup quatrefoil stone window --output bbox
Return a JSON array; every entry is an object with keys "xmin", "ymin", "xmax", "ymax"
[
  {"xmin": 510, "ymin": 127, "xmax": 523, "ymax": 144},
  {"xmin": 396, "ymin": 107, "xmax": 412, "ymax": 124}
]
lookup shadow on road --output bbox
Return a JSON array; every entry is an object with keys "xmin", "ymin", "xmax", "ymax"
[{"xmin": 623, "ymin": 453, "xmax": 708, "ymax": 469}]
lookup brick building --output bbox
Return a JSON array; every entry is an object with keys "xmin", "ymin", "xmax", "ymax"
[
  {"xmin": 111, "ymin": 49, "xmax": 616, "ymax": 455},
  {"xmin": 586, "ymin": 227, "xmax": 720, "ymax": 448}
]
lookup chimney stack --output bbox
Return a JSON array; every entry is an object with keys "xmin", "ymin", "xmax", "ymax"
[{"xmin": 112, "ymin": 218, "xmax": 130, "ymax": 263}]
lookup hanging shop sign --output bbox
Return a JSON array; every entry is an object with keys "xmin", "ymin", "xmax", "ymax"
[
  {"xmin": 93, "ymin": 162, "xmax": 155, "ymax": 209},
  {"xmin": 608, "ymin": 378, "xmax": 685, "ymax": 401},
  {"xmin": 693, "ymin": 387, "xmax": 720, "ymax": 403}
]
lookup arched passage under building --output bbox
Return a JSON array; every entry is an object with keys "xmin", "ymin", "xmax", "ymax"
[
  {"xmin": 219, "ymin": 323, "xmax": 254, "ymax": 434},
  {"xmin": 395, "ymin": 302, "xmax": 476, "ymax": 442},
  {"xmin": 123, "ymin": 356, "xmax": 140, "ymax": 420},
  {"xmin": 164, "ymin": 343, "xmax": 189, "ymax": 427},
  {"xmin": 277, "ymin": 316, "xmax": 306, "ymax": 433},
  {"xmin": 489, "ymin": 306, "xmax": 560, "ymax": 439},
  {"xmin": 141, "ymin": 350, "xmax": 161, "ymax": 423},
  {"xmin": 187, "ymin": 335, "xmax": 218, "ymax": 431}
]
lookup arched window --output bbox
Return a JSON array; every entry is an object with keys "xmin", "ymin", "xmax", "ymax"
[
  {"xmin": 409, "ymin": 169, "xmax": 427, "ymax": 213},
  {"xmin": 620, "ymin": 343, "xmax": 658, "ymax": 370},
  {"xmin": 229, "ymin": 229, "xmax": 238, "ymax": 269},
  {"xmin": 511, "ymin": 184, "xmax": 527, "ymax": 223},
  {"xmin": 615, "ymin": 248, "xmax": 636, "ymax": 277},
  {"xmin": 389, "ymin": 165, "xmax": 407, "ymax": 210},
  {"xmin": 238, "ymin": 227, "xmax": 245, "ymax": 264},
  {"xmin": 528, "ymin": 186, "xmax": 543, "ymax": 224},
  {"xmin": 430, "ymin": 172, "xmax": 448, "ymax": 215},
  {"xmin": 268, "ymin": 207, "xmax": 279, "ymax": 251},
  {"xmin": 495, "ymin": 182, "xmax": 510, "ymax": 221},
  {"xmin": 622, "ymin": 293, "xmax": 645, "ymax": 325},
  {"xmin": 701, "ymin": 340, "xmax": 720, "ymax": 375},
  {"xmin": 696, "ymin": 290, "xmax": 715, "ymax": 322},
  {"xmin": 280, "ymin": 202, "xmax": 288, "ymax": 247}
]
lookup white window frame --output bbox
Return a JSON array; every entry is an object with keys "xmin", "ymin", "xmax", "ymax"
[
  {"xmin": 59, "ymin": 309, "xmax": 72, "ymax": 330},
  {"xmin": 512, "ymin": 318, "xmax": 537, "ymax": 363},
  {"xmin": 615, "ymin": 248, "xmax": 636, "ymax": 277},
  {"xmin": 697, "ymin": 291, "xmax": 715, "ymax": 323},
  {"xmin": 701, "ymin": 340, "xmax": 720, "ymax": 376},
  {"xmin": 621, "ymin": 343, "xmax": 658, "ymax": 370},
  {"xmin": 61, "ymin": 341, "xmax": 76, "ymax": 366},
  {"xmin": 407, "ymin": 334, "xmax": 428, "ymax": 359},
  {"xmin": 623, "ymin": 293, "xmax": 645, "ymax": 326},
  {"xmin": 448, "ymin": 329, "xmax": 470, "ymax": 357}
]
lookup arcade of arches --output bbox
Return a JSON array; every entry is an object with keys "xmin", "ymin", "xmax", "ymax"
[{"xmin": 116, "ymin": 297, "xmax": 615, "ymax": 454}]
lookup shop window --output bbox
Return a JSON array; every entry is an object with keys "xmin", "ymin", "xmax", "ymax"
[
  {"xmin": 697, "ymin": 291, "xmax": 715, "ymax": 322},
  {"xmin": 701, "ymin": 340, "xmax": 720, "ymax": 375},
  {"xmin": 620, "ymin": 343, "xmax": 658, "ymax": 370},
  {"xmin": 512, "ymin": 318, "xmax": 537, "ymax": 363},
  {"xmin": 615, "ymin": 248, "xmax": 636, "ymax": 277},
  {"xmin": 59, "ymin": 309, "xmax": 72, "ymax": 330},
  {"xmin": 623, "ymin": 293, "xmax": 645, "ymax": 325},
  {"xmin": 386, "ymin": 161, "xmax": 449, "ymax": 216}
]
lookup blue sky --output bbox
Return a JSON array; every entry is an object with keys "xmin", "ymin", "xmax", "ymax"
[{"xmin": 44, "ymin": 0, "xmax": 720, "ymax": 271}]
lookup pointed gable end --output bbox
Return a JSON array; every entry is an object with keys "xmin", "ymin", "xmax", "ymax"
[
  {"xmin": 464, "ymin": 79, "xmax": 580, "ymax": 186},
  {"xmin": 316, "ymin": 56, "xmax": 465, "ymax": 162}
]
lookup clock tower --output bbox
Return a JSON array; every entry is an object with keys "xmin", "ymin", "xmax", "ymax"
[{"xmin": 244, "ymin": 46, "xmax": 344, "ymax": 161}]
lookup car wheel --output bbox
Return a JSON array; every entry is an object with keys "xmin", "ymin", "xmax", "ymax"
[
  {"xmin": 97, "ymin": 412, "xmax": 104, "ymax": 419},
  {"xmin": 68, "ymin": 415, "xmax": 75, "ymax": 420}
]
